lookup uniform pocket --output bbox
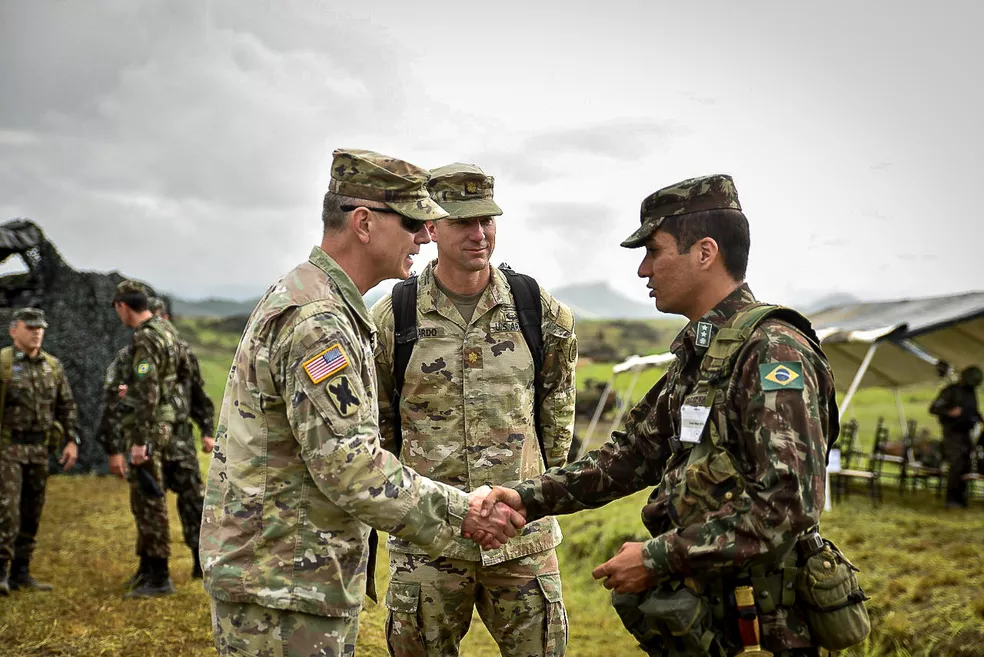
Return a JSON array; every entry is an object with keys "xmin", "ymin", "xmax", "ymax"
[
  {"xmin": 385, "ymin": 581, "xmax": 425, "ymax": 657},
  {"xmin": 536, "ymin": 573, "xmax": 568, "ymax": 656}
]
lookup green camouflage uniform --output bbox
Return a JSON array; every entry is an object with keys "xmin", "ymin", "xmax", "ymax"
[
  {"xmin": 372, "ymin": 163, "xmax": 576, "ymax": 657},
  {"xmin": 513, "ymin": 176, "xmax": 838, "ymax": 657},
  {"xmin": 201, "ymin": 149, "xmax": 475, "ymax": 657},
  {"xmin": 0, "ymin": 309, "xmax": 78, "ymax": 566}
]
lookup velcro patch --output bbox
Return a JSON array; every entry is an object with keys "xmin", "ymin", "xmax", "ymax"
[
  {"xmin": 135, "ymin": 361, "xmax": 151, "ymax": 377},
  {"xmin": 759, "ymin": 362, "xmax": 804, "ymax": 391},
  {"xmin": 327, "ymin": 374, "xmax": 361, "ymax": 417},
  {"xmin": 303, "ymin": 343, "xmax": 350, "ymax": 384}
]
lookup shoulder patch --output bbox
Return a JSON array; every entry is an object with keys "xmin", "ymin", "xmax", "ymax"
[
  {"xmin": 326, "ymin": 374, "xmax": 361, "ymax": 417},
  {"xmin": 135, "ymin": 360, "xmax": 152, "ymax": 377},
  {"xmin": 759, "ymin": 362, "xmax": 804, "ymax": 391},
  {"xmin": 302, "ymin": 342, "xmax": 350, "ymax": 384}
]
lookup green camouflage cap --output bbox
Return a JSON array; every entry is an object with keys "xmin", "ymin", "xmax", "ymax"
[
  {"xmin": 621, "ymin": 174, "xmax": 742, "ymax": 248},
  {"xmin": 13, "ymin": 307, "xmax": 47, "ymax": 328},
  {"xmin": 148, "ymin": 297, "xmax": 166, "ymax": 314},
  {"xmin": 427, "ymin": 163, "xmax": 503, "ymax": 220},
  {"xmin": 328, "ymin": 148, "xmax": 449, "ymax": 222}
]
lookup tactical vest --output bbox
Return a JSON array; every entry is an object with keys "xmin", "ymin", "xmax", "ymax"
[{"xmin": 0, "ymin": 345, "xmax": 66, "ymax": 448}]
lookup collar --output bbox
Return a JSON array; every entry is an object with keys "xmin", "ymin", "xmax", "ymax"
[
  {"xmin": 417, "ymin": 261, "xmax": 510, "ymax": 328},
  {"xmin": 308, "ymin": 246, "xmax": 375, "ymax": 334},
  {"xmin": 670, "ymin": 283, "xmax": 758, "ymax": 359}
]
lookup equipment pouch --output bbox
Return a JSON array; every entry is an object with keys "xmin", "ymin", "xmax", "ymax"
[
  {"xmin": 796, "ymin": 537, "xmax": 871, "ymax": 650},
  {"xmin": 637, "ymin": 583, "xmax": 721, "ymax": 656}
]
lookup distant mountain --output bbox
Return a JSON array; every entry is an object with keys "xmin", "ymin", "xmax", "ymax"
[
  {"xmin": 800, "ymin": 292, "xmax": 862, "ymax": 316},
  {"xmin": 551, "ymin": 281, "xmax": 663, "ymax": 320},
  {"xmin": 171, "ymin": 296, "xmax": 259, "ymax": 317}
]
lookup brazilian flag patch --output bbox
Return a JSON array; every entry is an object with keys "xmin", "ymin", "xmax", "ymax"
[
  {"xmin": 759, "ymin": 362, "xmax": 803, "ymax": 391},
  {"xmin": 135, "ymin": 361, "xmax": 151, "ymax": 377}
]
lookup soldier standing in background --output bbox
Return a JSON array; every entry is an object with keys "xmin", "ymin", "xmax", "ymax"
[
  {"xmin": 930, "ymin": 365, "xmax": 983, "ymax": 509},
  {"xmin": 0, "ymin": 307, "xmax": 79, "ymax": 595}
]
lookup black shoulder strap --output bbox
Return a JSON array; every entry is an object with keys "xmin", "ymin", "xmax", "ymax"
[
  {"xmin": 391, "ymin": 275, "xmax": 419, "ymax": 457},
  {"xmin": 499, "ymin": 263, "xmax": 548, "ymax": 469}
]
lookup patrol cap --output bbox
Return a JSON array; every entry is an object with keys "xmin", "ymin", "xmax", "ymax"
[
  {"xmin": 148, "ymin": 297, "xmax": 166, "ymax": 314},
  {"xmin": 13, "ymin": 307, "xmax": 47, "ymax": 328},
  {"xmin": 112, "ymin": 279, "xmax": 151, "ymax": 306},
  {"xmin": 621, "ymin": 174, "xmax": 742, "ymax": 248},
  {"xmin": 328, "ymin": 149, "xmax": 449, "ymax": 222},
  {"xmin": 427, "ymin": 163, "xmax": 503, "ymax": 220}
]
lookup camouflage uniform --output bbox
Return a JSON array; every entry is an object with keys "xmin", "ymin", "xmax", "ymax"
[
  {"xmin": 0, "ymin": 308, "xmax": 78, "ymax": 592},
  {"xmin": 372, "ymin": 163, "xmax": 576, "ymax": 657},
  {"xmin": 929, "ymin": 366, "xmax": 982, "ymax": 508},
  {"xmin": 512, "ymin": 176, "xmax": 838, "ymax": 657},
  {"xmin": 201, "ymin": 149, "xmax": 475, "ymax": 657}
]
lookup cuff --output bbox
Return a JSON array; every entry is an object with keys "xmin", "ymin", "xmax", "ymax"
[
  {"xmin": 512, "ymin": 481, "xmax": 545, "ymax": 522},
  {"xmin": 642, "ymin": 536, "xmax": 675, "ymax": 583}
]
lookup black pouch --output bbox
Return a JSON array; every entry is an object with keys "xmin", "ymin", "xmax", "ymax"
[{"xmin": 796, "ymin": 536, "xmax": 871, "ymax": 650}]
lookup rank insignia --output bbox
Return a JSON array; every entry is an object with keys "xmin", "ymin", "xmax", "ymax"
[
  {"xmin": 303, "ymin": 343, "xmax": 350, "ymax": 384},
  {"xmin": 464, "ymin": 347, "xmax": 483, "ymax": 369},
  {"xmin": 759, "ymin": 362, "xmax": 804, "ymax": 391},
  {"xmin": 327, "ymin": 375, "xmax": 360, "ymax": 417},
  {"xmin": 695, "ymin": 322, "xmax": 713, "ymax": 348}
]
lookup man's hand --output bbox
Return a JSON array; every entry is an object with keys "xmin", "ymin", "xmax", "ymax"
[
  {"xmin": 591, "ymin": 542, "xmax": 657, "ymax": 594},
  {"xmin": 130, "ymin": 444, "xmax": 148, "ymax": 466},
  {"xmin": 948, "ymin": 407, "xmax": 963, "ymax": 418},
  {"xmin": 202, "ymin": 436, "xmax": 215, "ymax": 453},
  {"xmin": 59, "ymin": 443, "xmax": 78, "ymax": 471},
  {"xmin": 479, "ymin": 486, "xmax": 526, "ymax": 518},
  {"xmin": 462, "ymin": 487, "xmax": 526, "ymax": 550},
  {"xmin": 118, "ymin": 384, "xmax": 128, "ymax": 400},
  {"xmin": 108, "ymin": 454, "xmax": 127, "ymax": 479}
]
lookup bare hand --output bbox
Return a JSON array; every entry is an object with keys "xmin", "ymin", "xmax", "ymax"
[
  {"xmin": 463, "ymin": 489, "xmax": 526, "ymax": 550},
  {"xmin": 130, "ymin": 444, "xmax": 148, "ymax": 466},
  {"xmin": 59, "ymin": 443, "xmax": 78, "ymax": 471},
  {"xmin": 202, "ymin": 436, "xmax": 215, "ymax": 453},
  {"xmin": 118, "ymin": 384, "xmax": 128, "ymax": 400},
  {"xmin": 591, "ymin": 542, "xmax": 657, "ymax": 594},
  {"xmin": 108, "ymin": 454, "xmax": 127, "ymax": 478},
  {"xmin": 948, "ymin": 407, "xmax": 963, "ymax": 418},
  {"xmin": 479, "ymin": 486, "xmax": 526, "ymax": 518}
]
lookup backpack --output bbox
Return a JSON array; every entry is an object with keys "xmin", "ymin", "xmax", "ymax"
[{"xmin": 390, "ymin": 264, "xmax": 548, "ymax": 466}]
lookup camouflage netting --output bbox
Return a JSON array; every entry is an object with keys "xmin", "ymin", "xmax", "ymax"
[{"xmin": 0, "ymin": 218, "xmax": 157, "ymax": 474}]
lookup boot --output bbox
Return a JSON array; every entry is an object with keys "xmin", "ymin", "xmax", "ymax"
[
  {"xmin": 123, "ymin": 554, "xmax": 149, "ymax": 590},
  {"xmin": 8, "ymin": 558, "xmax": 53, "ymax": 592},
  {"xmin": 190, "ymin": 549, "xmax": 203, "ymax": 580},
  {"xmin": 0, "ymin": 560, "xmax": 9, "ymax": 596},
  {"xmin": 124, "ymin": 557, "xmax": 174, "ymax": 599}
]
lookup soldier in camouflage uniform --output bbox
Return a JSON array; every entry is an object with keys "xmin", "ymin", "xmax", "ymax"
[
  {"xmin": 200, "ymin": 149, "xmax": 527, "ymax": 657},
  {"xmin": 479, "ymin": 175, "xmax": 841, "ymax": 657},
  {"xmin": 111, "ymin": 280, "xmax": 181, "ymax": 598},
  {"xmin": 372, "ymin": 163, "xmax": 576, "ymax": 657},
  {"xmin": 0, "ymin": 308, "xmax": 79, "ymax": 595}
]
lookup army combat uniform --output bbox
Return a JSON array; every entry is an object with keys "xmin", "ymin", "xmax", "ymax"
[
  {"xmin": 201, "ymin": 149, "xmax": 477, "ymax": 657},
  {"xmin": 0, "ymin": 308, "xmax": 78, "ymax": 593},
  {"xmin": 510, "ymin": 176, "xmax": 842, "ymax": 657},
  {"xmin": 372, "ymin": 163, "xmax": 577, "ymax": 657},
  {"xmin": 930, "ymin": 366, "xmax": 982, "ymax": 508}
]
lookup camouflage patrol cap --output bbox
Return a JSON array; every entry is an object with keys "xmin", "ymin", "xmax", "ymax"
[
  {"xmin": 427, "ymin": 163, "xmax": 503, "ymax": 220},
  {"xmin": 112, "ymin": 279, "xmax": 151, "ymax": 305},
  {"xmin": 329, "ymin": 149, "xmax": 449, "ymax": 222},
  {"xmin": 148, "ymin": 297, "xmax": 165, "ymax": 314},
  {"xmin": 13, "ymin": 307, "xmax": 47, "ymax": 328},
  {"xmin": 621, "ymin": 174, "xmax": 743, "ymax": 248}
]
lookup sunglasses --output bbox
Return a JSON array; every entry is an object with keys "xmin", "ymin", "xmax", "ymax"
[{"xmin": 340, "ymin": 205, "xmax": 426, "ymax": 233}]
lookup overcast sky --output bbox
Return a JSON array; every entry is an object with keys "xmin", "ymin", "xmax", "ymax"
[{"xmin": 1, "ymin": 0, "xmax": 981, "ymax": 308}]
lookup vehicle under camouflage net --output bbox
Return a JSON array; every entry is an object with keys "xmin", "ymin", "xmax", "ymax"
[{"xmin": 0, "ymin": 218, "xmax": 163, "ymax": 473}]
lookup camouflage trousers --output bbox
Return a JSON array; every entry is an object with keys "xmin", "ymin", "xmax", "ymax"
[
  {"xmin": 210, "ymin": 598, "xmax": 358, "ymax": 657},
  {"xmin": 385, "ymin": 549, "xmax": 567, "ymax": 657},
  {"xmin": 129, "ymin": 439, "xmax": 170, "ymax": 559},
  {"xmin": 0, "ymin": 444, "xmax": 48, "ymax": 562},
  {"xmin": 162, "ymin": 454, "xmax": 204, "ymax": 552}
]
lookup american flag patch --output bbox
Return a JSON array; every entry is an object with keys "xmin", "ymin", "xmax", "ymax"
[{"xmin": 302, "ymin": 343, "xmax": 350, "ymax": 384}]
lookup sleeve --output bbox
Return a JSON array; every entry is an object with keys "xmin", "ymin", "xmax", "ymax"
[
  {"xmin": 54, "ymin": 361, "xmax": 79, "ymax": 447},
  {"xmin": 929, "ymin": 387, "xmax": 954, "ymax": 417},
  {"xmin": 185, "ymin": 348, "xmax": 216, "ymax": 438},
  {"xmin": 513, "ymin": 374, "xmax": 671, "ymax": 521},
  {"xmin": 280, "ymin": 307, "xmax": 470, "ymax": 556},
  {"xmin": 641, "ymin": 323, "xmax": 833, "ymax": 581},
  {"xmin": 538, "ymin": 293, "xmax": 577, "ymax": 469},
  {"xmin": 127, "ymin": 330, "xmax": 162, "ymax": 446},
  {"xmin": 370, "ymin": 295, "xmax": 399, "ymax": 454}
]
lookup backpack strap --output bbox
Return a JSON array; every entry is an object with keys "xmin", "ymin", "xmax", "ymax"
[
  {"xmin": 391, "ymin": 275, "xmax": 419, "ymax": 457},
  {"xmin": 498, "ymin": 263, "xmax": 549, "ymax": 469}
]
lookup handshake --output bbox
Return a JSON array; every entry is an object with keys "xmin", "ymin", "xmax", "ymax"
[{"xmin": 461, "ymin": 486, "xmax": 527, "ymax": 550}]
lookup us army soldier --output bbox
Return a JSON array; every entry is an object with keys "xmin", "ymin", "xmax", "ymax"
[
  {"xmin": 200, "ymin": 148, "xmax": 527, "ymax": 657},
  {"xmin": 372, "ymin": 163, "xmax": 577, "ymax": 656},
  {"xmin": 481, "ymin": 175, "xmax": 851, "ymax": 656},
  {"xmin": 0, "ymin": 307, "xmax": 79, "ymax": 594}
]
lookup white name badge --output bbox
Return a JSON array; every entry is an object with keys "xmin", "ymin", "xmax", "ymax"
[{"xmin": 680, "ymin": 405, "xmax": 712, "ymax": 444}]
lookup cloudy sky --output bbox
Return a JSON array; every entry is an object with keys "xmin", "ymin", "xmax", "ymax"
[{"xmin": 1, "ymin": 0, "xmax": 981, "ymax": 308}]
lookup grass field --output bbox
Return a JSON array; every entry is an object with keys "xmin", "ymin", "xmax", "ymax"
[{"xmin": 2, "ymin": 318, "xmax": 982, "ymax": 656}]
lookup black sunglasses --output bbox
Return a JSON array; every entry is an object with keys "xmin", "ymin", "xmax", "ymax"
[{"xmin": 340, "ymin": 205, "xmax": 426, "ymax": 233}]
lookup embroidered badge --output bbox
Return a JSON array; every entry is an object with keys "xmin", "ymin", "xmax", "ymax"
[
  {"xmin": 327, "ymin": 375, "xmax": 361, "ymax": 417},
  {"xmin": 760, "ymin": 362, "xmax": 804, "ymax": 391},
  {"xmin": 303, "ymin": 343, "xmax": 350, "ymax": 385},
  {"xmin": 464, "ymin": 347, "xmax": 483, "ymax": 369},
  {"xmin": 695, "ymin": 322, "xmax": 714, "ymax": 348},
  {"xmin": 135, "ymin": 361, "xmax": 151, "ymax": 377}
]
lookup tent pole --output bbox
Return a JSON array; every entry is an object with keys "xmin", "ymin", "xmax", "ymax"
[
  {"xmin": 840, "ymin": 342, "xmax": 880, "ymax": 415},
  {"xmin": 894, "ymin": 387, "xmax": 907, "ymax": 435},
  {"xmin": 604, "ymin": 369, "xmax": 641, "ymax": 439},
  {"xmin": 582, "ymin": 376, "xmax": 615, "ymax": 456}
]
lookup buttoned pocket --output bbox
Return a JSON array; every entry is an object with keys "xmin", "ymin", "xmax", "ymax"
[
  {"xmin": 385, "ymin": 581, "xmax": 425, "ymax": 657},
  {"xmin": 536, "ymin": 573, "xmax": 568, "ymax": 656}
]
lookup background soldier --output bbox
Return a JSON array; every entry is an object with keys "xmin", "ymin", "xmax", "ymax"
[
  {"xmin": 372, "ymin": 163, "xmax": 577, "ymax": 657},
  {"xmin": 200, "ymin": 148, "xmax": 526, "ymax": 657},
  {"xmin": 479, "ymin": 175, "xmax": 856, "ymax": 656},
  {"xmin": 111, "ymin": 281, "xmax": 180, "ymax": 598},
  {"xmin": 0, "ymin": 307, "xmax": 79, "ymax": 594},
  {"xmin": 930, "ymin": 365, "xmax": 983, "ymax": 509}
]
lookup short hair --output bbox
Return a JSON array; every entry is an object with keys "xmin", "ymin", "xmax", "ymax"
[
  {"xmin": 115, "ymin": 292, "xmax": 149, "ymax": 313},
  {"xmin": 322, "ymin": 192, "xmax": 364, "ymax": 232},
  {"xmin": 658, "ymin": 208, "xmax": 750, "ymax": 281}
]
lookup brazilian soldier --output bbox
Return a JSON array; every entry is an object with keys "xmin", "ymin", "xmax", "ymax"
[
  {"xmin": 372, "ymin": 163, "xmax": 577, "ymax": 656},
  {"xmin": 111, "ymin": 281, "xmax": 181, "ymax": 598},
  {"xmin": 930, "ymin": 365, "xmax": 982, "ymax": 509},
  {"xmin": 0, "ymin": 308, "xmax": 79, "ymax": 595},
  {"xmin": 200, "ymin": 149, "xmax": 527, "ymax": 657},
  {"xmin": 148, "ymin": 297, "xmax": 215, "ymax": 578},
  {"xmin": 479, "ymin": 175, "xmax": 857, "ymax": 656}
]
